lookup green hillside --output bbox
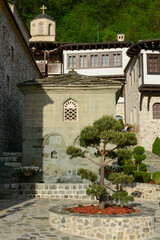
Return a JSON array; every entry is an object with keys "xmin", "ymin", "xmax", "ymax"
[{"xmin": 13, "ymin": 0, "xmax": 160, "ymax": 43}]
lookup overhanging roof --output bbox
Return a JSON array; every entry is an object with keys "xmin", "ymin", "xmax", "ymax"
[{"xmin": 127, "ymin": 39, "xmax": 160, "ymax": 57}]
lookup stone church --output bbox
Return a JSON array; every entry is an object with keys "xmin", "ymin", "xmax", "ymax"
[{"xmin": 19, "ymin": 71, "xmax": 123, "ymax": 182}]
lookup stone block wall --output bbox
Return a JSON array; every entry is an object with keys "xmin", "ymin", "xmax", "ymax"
[
  {"xmin": 1, "ymin": 182, "xmax": 160, "ymax": 203},
  {"xmin": 0, "ymin": 3, "xmax": 40, "ymax": 153}
]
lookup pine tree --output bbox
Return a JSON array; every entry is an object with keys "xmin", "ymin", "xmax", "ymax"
[{"xmin": 66, "ymin": 115, "xmax": 137, "ymax": 209}]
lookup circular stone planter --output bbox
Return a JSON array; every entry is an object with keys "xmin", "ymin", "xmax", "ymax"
[{"xmin": 49, "ymin": 202, "xmax": 155, "ymax": 240}]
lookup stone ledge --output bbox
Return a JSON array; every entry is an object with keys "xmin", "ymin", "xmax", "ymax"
[{"xmin": 49, "ymin": 202, "xmax": 155, "ymax": 240}]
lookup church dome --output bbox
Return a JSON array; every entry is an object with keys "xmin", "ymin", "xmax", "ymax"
[{"xmin": 34, "ymin": 14, "xmax": 53, "ymax": 21}]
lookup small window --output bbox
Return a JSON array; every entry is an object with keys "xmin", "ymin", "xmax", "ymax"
[
  {"xmin": 91, "ymin": 55, "xmax": 98, "ymax": 67},
  {"xmin": 79, "ymin": 55, "xmax": 86, "ymax": 68},
  {"xmin": 7, "ymin": 75, "xmax": 11, "ymax": 95},
  {"xmin": 11, "ymin": 46, "xmax": 14, "ymax": 62},
  {"xmin": 147, "ymin": 54, "xmax": 160, "ymax": 74},
  {"xmin": 48, "ymin": 24, "xmax": 52, "ymax": 35},
  {"xmin": 130, "ymin": 72, "xmax": 132, "ymax": 86},
  {"xmin": 68, "ymin": 56, "xmax": 76, "ymax": 69},
  {"xmin": 64, "ymin": 99, "xmax": 78, "ymax": 122},
  {"xmin": 153, "ymin": 103, "xmax": 160, "ymax": 119},
  {"xmin": 113, "ymin": 53, "xmax": 121, "ymax": 66},
  {"xmin": 133, "ymin": 69, "xmax": 135, "ymax": 82},
  {"xmin": 116, "ymin": 115, "xmax": 123, "ymax": 121},
  {"xmin": 102, "ymin": 54, "xmax": 109, "ymax": 67}
]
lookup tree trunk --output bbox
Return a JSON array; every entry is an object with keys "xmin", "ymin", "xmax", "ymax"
[
  {"xmin": 99, "ymin": 200, "xmax": 105, "ymax": 209},
  {"xmin": 100, "ymin": 155, "xmax": 105, "ymax": 185},
  {"xmin": 137, "ymin": 163, "xmax": 139, "ymax": 171}
]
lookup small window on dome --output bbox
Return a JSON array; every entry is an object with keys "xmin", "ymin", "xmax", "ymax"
[{"xmin": 64, "ymin": 99, "xmax": 78, "ymax": 122}]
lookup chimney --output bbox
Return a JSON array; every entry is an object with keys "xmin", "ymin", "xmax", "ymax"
[{"xmin": 117, "ymin": 34, "xmax": 125, "ymax": 42}]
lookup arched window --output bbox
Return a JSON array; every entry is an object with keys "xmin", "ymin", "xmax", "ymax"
[
  {"xmin": 64, "ymin": 99, "xmax": 78, "ymax": 122},
  {"xmin": 32, "ymin": 23, "xmax": 35, "ymax": 35},
  {"xmin": 116, "ymin": 115, "xmax": 123, "ymax": 121},
  {"xmin": 48, "ymin": 23, "xmax": 52, "ymax": 35},
  {"xmin": 153, "ymin": 103, "xmax": 160, "ymax": 119}
]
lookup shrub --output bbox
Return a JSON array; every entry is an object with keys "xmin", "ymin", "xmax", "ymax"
[
  {"xmin": 116, "ymin": 149, "xmax": 133, "ymax": 166},
  {"xmin": 152, "ymin": 171, "xmax": 160, "ymax": 184},
  {"xmin": 108, "ymin": 172, "xmax": 134, "ymax": 184},
  {"xmin": 111, "ymin": 190, "xmax": 134, "ymax": 206},
  {"xmin": 134, "ymin": 146, "xmax": 145, "ymax": 155},
  {"xmin": 152, "ymin": 137, "xmax": 160, "ymax": 157},
  {"xmin": 104, "ymin": 165, "xmax": 123, "ymax": 179},
  {"xmin": 123, "ymin": 165, "xmax": 136, "ymax": 175},
  {"xmin": 133, "ymin": 171, "xmax": 151, "ymax": 183},
  {"xmin": 134, "ymin": 146, "xmax": 146, "ymax": 171},
  {"xmin": 117, "ymin": 118, "xmax": 124, "ymax": 128},
  {"xmin": 139, "ymin": 163, "xmax": 147, "ymax": 172}
]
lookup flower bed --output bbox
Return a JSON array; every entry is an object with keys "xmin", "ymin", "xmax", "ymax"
[
  {"xmin": 65, "ymin": 204, "xmax": 140, "ymax": 215},
  {"xmin": 49, "ymin": 202, "xmax": 155, "ymax": 240}
]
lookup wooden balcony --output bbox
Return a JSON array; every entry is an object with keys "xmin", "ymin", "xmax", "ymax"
[
  {"xmin": 48, "ymin": 63, "xmax": 61, "ymax": 75},
  {"xmin": 37, "ymin": 62, "xmax": 61, "ymax": 75}
]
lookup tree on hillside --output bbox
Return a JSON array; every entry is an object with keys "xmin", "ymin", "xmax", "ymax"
[{"xmin": 66, "ymin": 115, "xmax": 137, "ymax": 209}]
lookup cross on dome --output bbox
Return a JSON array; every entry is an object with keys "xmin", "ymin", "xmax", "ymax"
[{"xmin": 40, "ymin": 5, "xmax": 47, "ymax": 14}]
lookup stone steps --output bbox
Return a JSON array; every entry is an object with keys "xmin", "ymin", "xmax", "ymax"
[{"xmin": 0, "ymin": 152, "xmax": 22, "ymax": 199}]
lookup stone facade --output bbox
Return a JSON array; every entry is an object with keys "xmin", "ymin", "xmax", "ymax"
[
  {"xmin": 125, "ymin": 42, "xmax": 160, "ymax": 151},
  {"xmin": 49, "ymin": 203, "xmax": 154, "ymax": 240},
  {"xmin": 30, "ymin": 14, "xmax": 56, "ymax": 42},
  {"xmin": 1, "ymin": 182, "xmax": 160, "ymax": 202},
  {"xmin": 0, "ymin": 0, "xmax": 41, "ymax": 153},
  {"xmin": 19, "ymin": 72, "xmax": 122, "ymax": 182}
]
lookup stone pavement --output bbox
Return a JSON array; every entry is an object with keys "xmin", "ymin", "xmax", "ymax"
[{"xmin": 0, "ymin": 198, "xmax": 160, "ymax": 240}]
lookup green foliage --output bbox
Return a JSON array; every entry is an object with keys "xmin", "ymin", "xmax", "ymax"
[
  {"xmin": 104, "ymin": 165, "xmax": 123, "ymax": 179},
  {"xmin": 139, "ymin": 163, "xmax": 147, "ymax": 172},
  {"xmin": 66, "ymin": 115, "xmax": 137, "ymax": 208},
  {"xmin": 117, "ymin": 118, "xmax": 124, "ymax": 129},
  {"xmin": 134, "ymin": 146, "xmax": 145, "ymax": 155},
  {"xmin": 116, "ymin": 149, "xmax": 133, "ymax": 166},
  {"xmin": 108, "ymin": 173, "xmax": 134, "ymax": 184},
  {"xmin": 152, "ymin": 137, "xmax": 160, "ymax": 157},
  {"xmin": 134, "ymin": 146, "xmax": 146, "ymax": 171},
  {"xmin": 152, "ymin": 171, "xmax": 160, "ymax": 184},
  {"xmin": 13, "ymin": 0, "xmax": 160, "ymax": 42},
  {"xmin": 111, "ymin": 190, "xmax": 134, "ymax": 206},
  {"xmin": 134, "ymin": 154, "xmax": 146, "ymax": 164},
  {"xmin": 86, "ymin": 184, "xmax": 108, "ymax": 201},
  {"xmin": 77, "ymin": 168, "xmax": 98, "ymax": 183},
  {"xmin": 123, "ymin": 165, "xmax": 136, "ymax": 175},
  {"xmin": 66, "ymin": 146, "xmax": 85, "ymax": 159},
  {"xmin": 133, "ymin": 171, "xmax": 151, "ymax": 183}
]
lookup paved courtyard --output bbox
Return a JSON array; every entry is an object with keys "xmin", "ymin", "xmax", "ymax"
[{"xmin": 0, "ymin": 198, "xmax": 160, "ymax": 240}]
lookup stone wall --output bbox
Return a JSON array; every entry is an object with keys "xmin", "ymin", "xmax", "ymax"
[
  {"xmin": 1, "ymin": 183, "xmax": 160, "ymax": 203},
  {"xmin": 0, "ymin": 3, "xmax": 40, "ymax": 153},
  {"xmin": 139, "ymin": 94, "xmax": 160, "ymax": 151},
  {"xmin": 49, "ymin": 203, "xmax": 155, "ymax": 240},
  {"xmin": 22, "ymin": 86, "xmax": 118, "ymax": 182}
]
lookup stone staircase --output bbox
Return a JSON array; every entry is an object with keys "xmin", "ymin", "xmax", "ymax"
[
  {"xmin": 143, "ymin": 151, "xmax": 160, "ymax": 173},
  {"xmin": 0, "ymin": 152, "xmax": 22, "ymax": 199}
]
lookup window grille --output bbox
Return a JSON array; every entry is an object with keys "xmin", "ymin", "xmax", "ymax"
[
  {"xmin": 64, "ymin": 99, "xmax": 78, "ymax": 122},
  {"xmin": 113, "ymin": 54, "xmax": 121, "ymax": 66},
  {"xmin": 147, "ymin": 54, "xmax": 160, "ymax": 74},
  {"xmin": 80, "ymin": 55, "xmax": 86, "ymax": 68},
  {"xmin": 91, "ymin": 55, "xmax": 98, "ymax": 67},
  {"xmin": 69, "ymin": 56, "xmax": 76, "ymax": 69},
  {"xmin": 153, "ymin": 103, "xmax": 160, "ymax": 119},
  {"xmin": 102, "ymin": 54, "xmax": 109, "ymax": 67}
]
